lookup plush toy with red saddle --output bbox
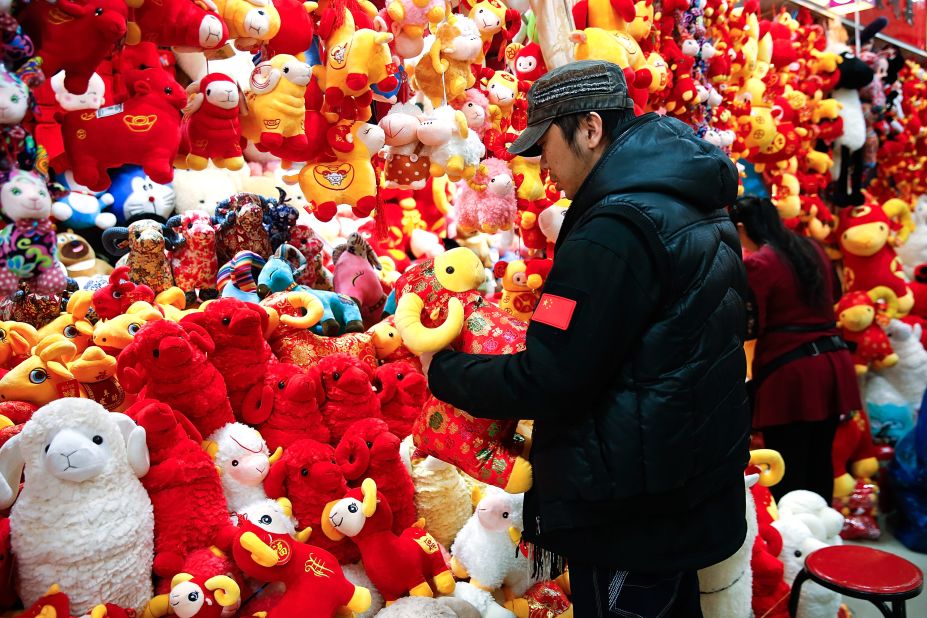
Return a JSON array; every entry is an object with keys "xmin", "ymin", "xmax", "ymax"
[
  {"xmin": 335, "ymin": 418, "xmax": 417, "ymax": 533},
  {"xmin": 245, "ymin": 362, "xmax": 330, "ymax": 450},
  {"xmin": 232, "ymin": 517, "xmax": 371, "ymax": 618},
  {"xmin": 375, "ymin": 360, "xmax": 428, "ymax": 438},
  {"xmin": 127, "ymin": 399, "xmax": 233, "ymax": 578},
  {"xmin": 116, "ymin": 320, "xmax": 235, "ymax": 439},
  {"xmin": 317, "ymin": 353, "xmax": 382, "ymax": 444},
  {"xmin": 263, "ymin": 438, "xmax": 360, "ymax": 564},
  {"xmin": 181, "ymin": 298, "xmax": 278, "ymax": 421},
  {"xmin": 322, "ymin": 478, "xmax": 455, "ymax": 603}
]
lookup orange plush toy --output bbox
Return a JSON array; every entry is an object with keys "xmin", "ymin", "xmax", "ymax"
[{"xmin": 322, "ymin": 478, "xmax": 456, "ymax": 603}]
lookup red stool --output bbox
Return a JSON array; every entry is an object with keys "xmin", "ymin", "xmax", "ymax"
[{"xmin": 789, "ymin": 545, "xmax": 923, "ymax": 617}]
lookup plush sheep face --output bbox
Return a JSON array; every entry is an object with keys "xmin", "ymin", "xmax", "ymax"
[
  {"xmin": 169, "ymin": 580, "xmax": 209, "ymax": 618},
  {"xmin": 130, "ymin": 220, "xmax": 167, "ymax": 255},
  {"xmin": 380, "ymin": 111, "xmax": 421, "ymax": 147},
  {"xmin": 327, "ymin": 497, "xmax": 367, "ymax": 537},
  {"xmin": 487, "ymin": 172, "xmax": 514, "ymax": 197},
  {"xmin": 204, "ymin": 79, "xmax": 240, "ymax": 110},
  {"xmin": 43, "ymin": 426, "xmax": 111, "ymax": 482},
  {"xmin": 417, "ymin": 115, "xmax": 453, "ymax": 145},
  {"xmin": 240, "ymin": 499, "xmax": 297, "ymax": 536},
  {"xmin": 461, "ymin": 100, "xmax": 486, "ymax": 130},
  {"xmin": 476, "ymin": 492, "xmax": 519, "ymax": 532},
  {"xmin": 1, "ymin": 171, "xmax": 52, "ymax": 221},
  {"xmin": 243, "ymin": 7, "xmax": 273, "ymax": 39},
  {"xmin": 448, "ymin": 28, "xmax": 482, "ymax": 61},
  {"xmin": 356, "ymin": 123, "xmax": 386, "ymax": 154},
  {"xmin": 218, "ymin": 424, "xmax": 270, "ymax": 486},
  {"xmin": 280, "ymin": 58, "xmax": 311, "ymax": 87}
]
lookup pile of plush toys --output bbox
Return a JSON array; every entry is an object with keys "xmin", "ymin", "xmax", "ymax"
[{"xmin": 1, "ymin": 0, "xmax": 927, "ymax": 615}]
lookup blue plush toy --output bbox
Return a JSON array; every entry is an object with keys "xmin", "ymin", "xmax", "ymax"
[
  {"xmin": 50, "ymin": 169, "xmax": 116, "ymax": 230},
  {"xmin": 106, "ymin": 164, "xmax": 176, "ymax": 224}
]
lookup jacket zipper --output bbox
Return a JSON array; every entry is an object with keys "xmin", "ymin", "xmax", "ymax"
[{"xmin": 536, "ymin": 515, "xmax": 542, "ymax": 535}]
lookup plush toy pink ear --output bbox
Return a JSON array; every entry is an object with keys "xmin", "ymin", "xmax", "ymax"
[{"xmin": 263, "ymin": 457, "xmax": 288, "ymax": 498}]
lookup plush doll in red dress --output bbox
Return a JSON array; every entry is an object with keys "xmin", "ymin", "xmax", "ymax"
[
  {"xmin": 317, "ymin": 353, "xmax": 382, "ymax": 443},
  {"xmin": 322, "ymin": 478, "xmax": 455, "ymax": 603},
  {"xmin": 116, "ymin": 320, "xmax": 235, "ymax": 439},
  {"xmin": 335, "ymin": 418, "xmax": 417, "ymax": 533},
  {"xmin": 181, "ymin": 298, "xmax": 277, "ymax": 422},
  {"xmin": 263, "ymin": 438, "xmax": 360, "ymax": 564},
  {"xmin": 127, "ymin": 399, "xmax": 232, "ymax": 578}
]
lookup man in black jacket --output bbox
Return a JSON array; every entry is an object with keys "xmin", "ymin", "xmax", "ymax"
[{"xmin": 426, "ymin": 61, "xmax": 752, "ymax": 617}]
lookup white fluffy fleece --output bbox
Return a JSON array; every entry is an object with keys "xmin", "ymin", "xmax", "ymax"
[
  {"xmin": 1, "ymin": 399, "xmax": 154, "ymax": 614},
  {"xmin": 427, "ymin": 105, "xmax": 486, "ymax": 171},
  {"xmin": 209, "ymin": 423, "xmax": 271, "ymax": 513}
]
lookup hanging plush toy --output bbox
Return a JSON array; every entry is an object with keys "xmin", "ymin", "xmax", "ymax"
[
  {"xmin": 60, "ymin": 67, "xmax": 187, "ymax": 191},
  {"xmin": 418, "ymin": 105, "xmax": 486, "ymax": 182},
  {"xmin": 408, "ymin": 15, "xmax": 483, "ymax": 107},
  {"xmin": 178, "ymin": 73, "xmax": 247, "ymax": 171},
  {"xmin": 130, "ymin": 0, "xmax": 228, "ymax": 51},
  {"xmin": 453, "ymin": 156, "xmax": 517, "ymax": 234},
  {"xmin": 0, "ymin": 170, "xmax": 68, "ymax": 298},
  {"xmin": 240, "ymin": 54, "xmax": 312, "ymax": 154},
  {"xmin": 213, "ymin": 0, "xmax": 282, "ymax": 51}
]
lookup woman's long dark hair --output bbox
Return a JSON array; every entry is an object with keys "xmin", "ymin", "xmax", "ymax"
[{"xmin": 729, "ymin": 196, "xmax": 831, "ymax": 310}]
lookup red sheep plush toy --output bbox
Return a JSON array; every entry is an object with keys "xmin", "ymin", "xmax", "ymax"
[
  {"xmin": 20, "ymin": 0, "xmax": 128, "ymax": 94},
  {"xmin": 375, "ymin": 360, "xmax": 428, "ymax": 438},
  {"xmin": 157, "ymin": 571, "xmax": 241, "ymax": 618},
  {"xmin": 835, "ymin": 291, "xmax": 900, "ymax": 374},
  {"xmin": 335, "ymin": 418, "xmax": 417, "ymax": 533},
  {"xmin": 181, "ymin": 298, "xmax": 277, "ymax": 421},
  {"xmin": 263, "ymin": 438, "xmax": 360, "ymax": 564},
  {"xmin": 266, "ymin": 0, "xmax": 317, "ymax": 56},
  {"xmin": 178, "ymin": 72, "xmax": 246, "ymax": 171},
  {"xmin": 127, "ymin": 399, "xmax": 233, "ymax": 578},
  {"xmin": 245, "ymin": 362, "xmax": 331, "ymax": 450},
  {"xmin": 132, "ymin": 0, "xmax": 228, "ymax": 51},
  {"xmin": 322, "ymin": 478, "xmax": 455, "ymax": 603},
  {"xmin": 90, "ymin": 266, "xmax": 156, "ymax": 320},
  {"xmin": 116, "ymin": 320, "xmax": 235, "ymax": 439},
  {"xmin": 60, "ymin": 67, "xmax": 186, "ymax": 191},
  {"xmin": 317, "ymin": 353, "xmax": 382, "ymax": 443},
  {"xmin": 232, "ymin": 518, "xmax": 370, "ymax": 618}
]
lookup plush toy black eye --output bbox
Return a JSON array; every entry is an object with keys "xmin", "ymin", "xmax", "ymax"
[
  {"xmin": 94, "ymin": 7, "xmax": 103, "ymax": 15},
  {"xmin": 366, "ymin": 441, "xmax": 373, "ymax": 449},
  {"xmin": 92, "ymin": 435, "xmax": 103, "ymax": 445},
  {"xmin": 187, "ymin": 223, "xmax": 193, "ymax": 229},
  {"xmin": 258, "ymin": 9, "xmax": 265, "ymax": 15},
  {"xmin": 63, "ymin": 325, "xmax": 78, "ymax": 338},
  {"xmin": 502, "ymin": 512, "xmax": 509, "ymax": 519},
  {"xmin": 44, "ymin": 444, "xmax": 49, "ymax": 453},
  {"xmin": 112, "ymin": 291, "xmax": 122, "ymax": 299},
  {"xmin": 232, "ymin": 460, "xmax": 239, "ymax": 467},
  {"xmin": 300, "ymin": 468, "xmax": 309, "ymax": 476},
  {"xmin": 187, "ymin": 591, "xmax": 199, "ymax": 602},
  {"xmin": 333, "ymin": 371, "xmax": 341, "ymax": 381},
  {"xmin": 164, "ymin": 87, "xmax": 173, "ymax": 95},
  {"xmin": 446, "ymin": 266, "xmax": 455, "ymax": 274},
  {"xmin": 388, "ymin": 332, "xmax": 394, "ymax": 338},
  {"xmin": 128, "ymin": 323, "xmax": 141, "ymax": 335},
  {"xmin": 206, "ymin": 88, "xmax": 211, "ymax": 96},
  {"xmin": 153, "ymin": 349, "xmax": 160, "ymax": 358},
  {"xmin": 348, "ymin": 503, "xmax": 358, "ymax": 513},
  {"xmin": 794, "ymin": 550, "xmax": 802, "ymax": 558},
  {"xmin": 29, "ymin": 368, "xmax": 47, "ymax": 384},
  {"xmin": 278, "ymin": 381, "xmax": 286, "ymax": 389},
  {"xmin": 283, "ymin": 66, "xmax": 289, "ymax": 73},
  {"xmin": 260, "ymin": 514, "xmax": 272, "ymax": 525},
  {"xmin": 396, "ymin": 373, "xmax": 404, "ymax": 380},
  {"xmin": 222, "ymin": 316, "xmax": 231, "ymax": 326}
]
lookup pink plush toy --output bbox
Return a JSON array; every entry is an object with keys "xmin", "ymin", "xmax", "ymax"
[
  {"xmin": 453, "ymin": 157, "xmax": 517, "ymax": 234},
  {"xmin": 333, "ymin": 233, "xmax": 386, "ymax": 327}
]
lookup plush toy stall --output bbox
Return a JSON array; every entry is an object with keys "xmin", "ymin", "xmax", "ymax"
[{"xmin": 0, "ymin": 0, "xmax": 926, "ymax": 615}]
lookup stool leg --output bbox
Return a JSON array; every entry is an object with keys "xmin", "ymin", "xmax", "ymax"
[
  {"xmin": 892, "ymin": 600, "xmax": 906, "ymax": 618},
  {"xmin": 789, "ymin": 570, "xmax": 810, "ymax": 617},
  {"xmin": 872, "ymin": 601, "xmax": 893, "ymax": 618}
]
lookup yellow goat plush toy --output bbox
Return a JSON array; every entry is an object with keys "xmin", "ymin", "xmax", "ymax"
[
  {"xmin": 214, "ymin": 0, "xmax": 282, "ymax": 51},
  {"xmin": 285, "ymin": 120, "xmax": 386, "ymax": 222},
  {"xmin": 410, "ymin": 14, "xmax": 483, "ymax": 107},
  {"xmin": 240, "ymin": 54, "xmax": 312, "ymax": 152}
]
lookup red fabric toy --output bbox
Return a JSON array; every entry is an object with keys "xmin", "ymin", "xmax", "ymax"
[
  {"xmin": 15, "ymin": 587, "xmax": 132, "ymax": 618},
  {"xmin": 182, "ymin": 298, "xmax": 277, "ymax": 421},
  {"xmin": 322, "ymin": 478, "xmax": 455, "ymax": 602},
  {"xmin": 833, "ymin": 409, "xmax": 880, "ymax": 498},
  {"xmin": 178, "ymin": 72, "xmax": 246, "ymax": 171},
  {"xmin": 127, "ymin": 399, "xmax": 232, "ymax": 578},
  {"xmin": 116, "ymin": 320, "xmax": 235, "ymax": 439},
  {"xmin": 20, "ymin": 0, "xmax": 127, "ymax": 95},
  {"xmin": 132, "ymin": 0, "xmax": 228, "ymax": 50},
  {"xmin": 375, "ymin": 360, "xmax": 428, "ymax": 438},
  {"xmin": 245, "ymin": 362, "xmax": 330, "ymax": 451},
  {"xmin": 317, "ymin": 352, "xmax": 382, "ymax": 444},
  {"xmin": 835, "ymin": 291, "xmax": 899, "ymax": 373},
  {"xmin": 263, "ymin": 438, "xmax": 360, "ymax": 564},
  {"xmin": 751, "ymin": 522, "xmax": 790, "ymax": 618},
  {"xmin": 91, "ymin": 266, "xmax": 156, "ymax": 320},
  {"xmin": 60, "ymin": 67, "xmax": 186, "ymax": 191},
  {"xmin": 335, "ymin": 418, "xmax": 417, "ymax": 533},
  {"xmin": 0, "ymin": 517, "xmax": 14, "ymax": 611},
  {"xmin": 232, "ymin": 518, "xmax": 370, "ymax": 618},
  {"xmin": 266, "ymin": 0, "xmax": 316, "ymax": 56}
]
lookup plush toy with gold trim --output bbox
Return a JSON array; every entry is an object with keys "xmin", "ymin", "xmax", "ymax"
[
  {"xmin": 285, "ymin": 120, "xmax": 385, "ymax": 221},
  {"xmin": 493, "ymin": 259, "xmax": 538, "ymax": 322},
  {"xmin": 144, "ymin": 572, "xmax": 240, "ymax": 618},
  {"xmin": 466, "ymin": 0, "xmax": 522, "ymax": 65},
  {"xmin": 322, "ymin": 477, "xmax": 456, "ymax": 603},
  {"xmin": 394, "ymin": 248, "xmax": 532, "ymax": 493}
]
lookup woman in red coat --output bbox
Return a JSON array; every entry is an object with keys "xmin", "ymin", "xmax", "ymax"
[{"xmin": 730, "ymin": 196, "xmax": 861, "ymax": 501}]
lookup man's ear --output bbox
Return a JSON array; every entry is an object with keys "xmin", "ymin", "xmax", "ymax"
[{"xmin": 583, "ymin": 112, "xmax": 605, "ymax": 149}]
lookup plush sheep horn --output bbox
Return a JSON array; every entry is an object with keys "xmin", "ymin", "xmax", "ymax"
[
  {"xmin": 240, "ymin": 531, "xmax": 280, "ymax": 567},
  {"xmin": 0, "ymin": 415, "xmax": 11, "ymax": 430},
  {"xmin": 321, "ymin": 500, "xmax": 346, "ymax": 541},
  {"xmin": 66, "ymin": 290, "xmax": 93, "ymax": 321},
  {"xmin": 203, "ymin": 440, "xmax": 220, "ymax": 460},
  {"xmin": 281, "ymin": 292, "xmax": 324, "ymax": 329},
  {"xmin": 111, "ymin": 412, "xmax": 151, "ymax": 478},
  {"xmin": 205, "ymin": 575, "xmax": 241, "ymax": 607},
  {"xmin": 0, "ymin": 434, "xmax": 24, "ymax": 509},
  {"xmin": 140, "ymin": 594, "xmax": 171, "ymax": 618},
  {"xmin": 361, "ymin": 477, "xmax": 378, "ymax": 517},
  {"xmin": 749, "ymin": 449, "xmax": 786, "ymax": 488},
  {"xmin": 296, "ymin": 526, "xmax": 312, "ymax": 543},
  {"xmin": 102, "ymin": 226, "xmax": 132, "ymax": 257},
  {"xmin": 268, "ymin": 446, "xmax": 283, "ymax": 465},
  {"xmin": 277, "ymin": 496, "xmax": 295, "ymax": 518},
  {"xmin": 8, "ymin": 322, "xmax": 39, "ymax": 356},
  {"xmin": 394, "ymin": 294, "xmax": 464, "ymax": 355}
]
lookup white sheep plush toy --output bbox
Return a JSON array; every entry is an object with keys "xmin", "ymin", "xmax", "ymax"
[
  {"xmin": 205, "ymin": 422, "xmax": 281, "ymax": 513},
  {"xmin": 0, "ymin": 398, "xmax": 154, "ymax": 614},
  {"xmin": 450, "ymin": 486, "xmax": 530, "ymax": 599}
]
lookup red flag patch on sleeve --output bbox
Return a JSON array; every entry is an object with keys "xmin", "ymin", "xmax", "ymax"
[{"xmin": 531, "ymin": 294, "xmax": 577, "ymax": 330}]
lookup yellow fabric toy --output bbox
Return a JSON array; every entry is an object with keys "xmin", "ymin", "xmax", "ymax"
[
  {"xmin": 214, "ymin": 0, "xmax": 282, "ymax": 51},
  {"xmin": 0, "ymin": 321, "xmax": 38, "ymax": 368},
  {"xmin": 285, "ymin": 120, "xmax": 386, "ymax": 222},
  {"xmin": 91, "ymin": 301, "xmax": 164, "ymax": 354},
  {"xmin": 240, "ymin": 54, "xmax": 312, "ymax": 151},
  {"xmin": 409, "ymin": 14, "xmax": 483, "ymax": 107}
]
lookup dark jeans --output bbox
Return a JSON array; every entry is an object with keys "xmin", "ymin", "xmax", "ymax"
[
  {"xmin": 570, "ymin": 564, "xmax": 703, "ymax": 618},
  {"xmin": 762, "ymin": 414, "xmax": 840, "ymax": 503}
]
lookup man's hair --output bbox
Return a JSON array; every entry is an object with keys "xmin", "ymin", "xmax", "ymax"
[{"xmin": 552, "ymin": 108, "xmax": 635, "ymax": 155}]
